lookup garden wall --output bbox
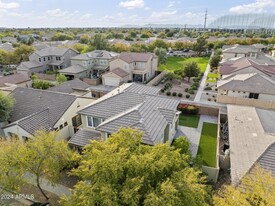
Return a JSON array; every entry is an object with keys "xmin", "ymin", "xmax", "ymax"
[
  {"xmin": 202, "ymin": 166, "xmax": 219, "ymax": 183},
  {"xmin": 146, "ymin": 71, "xmax": 167, "ymax": 86},
  {"xmin": 82, "ymin": 78, "xmax": 101, "ymax": 86}
]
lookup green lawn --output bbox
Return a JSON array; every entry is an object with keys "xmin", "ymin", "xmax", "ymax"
[
  {"xmin": 159, "ymin": 57, "xmax": 209, "ymax": 73},
  {"xmin": 207, "ymin": 73, "xmax": 219, "ymax": 83},
  {"xmin": 197, "ymin": 123, "xmax": 217, "ymax": 167},
  {"xmin": 179, "ymin": 114, "xmax": 200, "ymax": 128}
]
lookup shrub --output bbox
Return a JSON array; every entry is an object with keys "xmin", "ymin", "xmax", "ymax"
[
  {"xmin": 206, "ymin": 93, "xmax": 209, "ymax": 95},
  {"xmin": 204, "ymin": 86, "xmax": 212, "ymax": 91},
  {"xmin": 161, "ymin": 89, "xmax": 165, "ymax": 93},
  {"xmin": 191, "ymin": 86, "xmax": 198, "ymax": 90},
  {"xmin": 172, "ymin": 92, "xmax": 177, "ymax": 96},
  {"xmin": 178, "ymin": 93, "xmax": 183, "ymax": 97},
  {"xmin": 166, "ymin": 91, "xmax": 171, "ymax": 96},
  {"xmin": 215, "ymin": 88, "xmax": 218, "ymax": 91},
  {"xmin": 212, "ymin": 95, "xmax": 215, "ymax": 98},
  {"xmin": 189, "ymin": 90, "xmax": 194, "ymax": 94},
  {"xmin": 180, "ymin": 105, "xmax": 199, "ymax": 115},
  {"xmin": 208, "ymin": 98, "xmax": 211, "ymax": 101},
  {"xmin": 186, "ymin": 94, "xmax": 190, "ymax": 99},
  {"xmin": 185, "ymin": 88, "xmax": 189, "ymax": 92}
]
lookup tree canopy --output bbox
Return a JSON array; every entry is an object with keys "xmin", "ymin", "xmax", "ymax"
[
  {"xmin": 214, "ymin": 165, "xmax": 275, "ymax": 206},
  {"xmin": 154, "ymin": 47, "xmax": 167, "ymax": 65},
  {"xmin": 0, "ymin": 91, "xmax": 15, "ymax": 122},
  {"xmin": 56, "ymin": 73, "xmax": 67, "ymax": 85},
  {"xmin": 193, "ymin": 37, "xmax": 207, "ymax": 56},
  {"xmin": 61, "ymin": 128, "xmax": 210, "ymax": 206},
  {"xmin": 183, "ymin": 61, "xmax": 201, "ymax": 82}
]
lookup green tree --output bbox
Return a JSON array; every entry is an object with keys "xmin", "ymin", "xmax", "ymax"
[
  {"xmin": 154, "ymin": 47, "xmax": 167, "ymax": 65},
  {"xmin": 61, "ymin": 128, "xmax": 210, "ymax": 206},
  {"xmin": 56, "ymin": 73, "xmax": 67, "ymax": 85},
  {"xmin": 0, "ymin": 131, "xmax": 74, "ymax": 203},
  {"xmin": 183, "ymin": 61, "xmax": 201, "ymax": 82},
  {"xmin": 214, "ymin": 165, "xmax": 275, "ymax": 206},
  {"xmin": 33, "ymin": 79, "xmax": 54, "ymax": 90},
  {"xmin": 79, "ymin": 34, "xmax": 90, "ymax": 44},
  {"xmin": 0, "ymin": 91, "xmax": 15, "ymax": 122},
  {"xmin": 14, "ymin": 44, "xmax": 35, "ymax": 62},
  {"xmin": 172, "ymin": 136, "xmax": 191, "ymax": 156},
  {"xmin": 157, "ymin": 32, "xmax": 167, "ymax": 39},
  {"xmin": 210, "ymin": 54, "xmax": 221, "ymax": 69},
  {"xmin": 92, "ymin": 34, "xmax": 109, "ymax": 50},
  {"xmin": 193, "ymin": 37, "xmax": 207, "ymax": 56}
]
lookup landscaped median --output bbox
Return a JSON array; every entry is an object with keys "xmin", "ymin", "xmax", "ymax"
[{"xmin": 197, "ymin": 122, "xmax": 218, "ymax": 168}]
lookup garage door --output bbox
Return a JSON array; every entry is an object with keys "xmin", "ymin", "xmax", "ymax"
[{"xmin": 103, "ymin": 76, "xmax": 121, "ymax": 86}]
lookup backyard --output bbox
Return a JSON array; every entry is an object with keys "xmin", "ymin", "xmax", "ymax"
[
  {"xmin": 179, "ymin": 114, "xmax": 200, "ymax": 128},
  {"xmin": 159, "ymin": 56, "xmax": 209, "ymax": 73},
  {"xmin": 197, "ymin": 122, "xmax": 218, "ymax": 167}
]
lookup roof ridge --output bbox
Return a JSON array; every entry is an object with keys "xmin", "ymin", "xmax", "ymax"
[{"xmin": 12, "ymin": 87, "xmax": 77, "ymax": 97}]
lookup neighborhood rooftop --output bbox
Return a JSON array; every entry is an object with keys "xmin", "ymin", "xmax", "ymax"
[
  {"xmin": 118, "ymin": 52, "xmax": 156, "ymax": 63},
  {"xmin": 48, "ymin": 79, "xmax": 90, "ymax": 94}
]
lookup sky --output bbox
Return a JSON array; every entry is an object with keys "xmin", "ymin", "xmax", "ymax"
[{"xmin": 0, "ymin": 0, "xmax": 274, "ymax": 28}]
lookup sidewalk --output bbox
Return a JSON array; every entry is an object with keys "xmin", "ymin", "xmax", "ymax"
[{"xmin": 24, "ymin": 173, "xmax": 71, "ymax": 197}]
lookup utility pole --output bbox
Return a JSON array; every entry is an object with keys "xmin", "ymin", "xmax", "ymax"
[{"xmin": 204, "ymin": 8, "xmax": 208, "ymax": 31}]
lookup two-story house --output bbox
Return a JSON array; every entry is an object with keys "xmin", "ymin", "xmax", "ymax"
[
  {"xmin": 68, "ymin": 83, "xmax": 180, "ymax": 148},
  {"xmin": 222, "ymin": 44, "xmax": 261, "ymax": 60},
  {"xmin": 60, "ymin": 50, "xmax": 119, "ymax": 80},
  {"xmin": 17, "ymin": 47, "xmax": 79, "ymax": 73},
  {"xmin": 102, "ymin": 52, "xmax": 158, "ymax": 86}
]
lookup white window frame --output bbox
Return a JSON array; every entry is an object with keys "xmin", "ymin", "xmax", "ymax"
[{"xmin": 87, "ymin": 116, "xmax": 102, "ymax": 128}]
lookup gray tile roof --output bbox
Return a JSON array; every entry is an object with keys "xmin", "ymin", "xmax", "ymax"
[
  {"xmin": 227, "ymin": 105, "xmax": 275, "ymax": 185},
  {"xmin": 9, "ymin": 88, "xmax": 76, "ymax": 130},
  {"xmin": 0, "ymin": 73, "xmax": 30, "ymax": 87},
  {"xmin": 217, "ymin": 73, "xmax": 275, "ymax": 95},
  {"xmin": 109, "ymin": 68, "xmax": 129, "ymax": 78},
  {"xmin": 222, "ymin": 45, "xmax": 259, "ymax": 54},
  {"xmin": 19, "ymin": 61, "xmax": 42, "ymax": 69},
  {"xmin": 256, "ymin": 108, "xmax": 275, "ymax": 134},
  {"xmin": 59, "ymin": 65, "xmax": 88, "ymax": 74},
  {"xmin": 118, "ymin": 52, "xmax": 156, "ymax": 63},
  {"xmin": 34, "ymin": 47, "xmax": 78, "ymax": 57},
  {"xmin": 17, "ymin": 108, "xmax": 51, "ymax": 135},
  {"xmin": 89, "ymin": 85, "xmax": 116, "ymax": 93},
  {"xmin": 48, "ymin": 79, "xmax": 90, "ymax": 94},
  {"xmin": 69, "ymin": 129, "xmax": 102, "ymax": 147},
  {"xmin": 80, "ymin": 83, "xmax": 179, "ymax": 145},
  {"xmin": 71, "ymin": 50, "xmax": 118, "ymax": 60}
]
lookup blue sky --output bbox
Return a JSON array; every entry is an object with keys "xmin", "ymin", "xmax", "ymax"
[{"xmin": 0, "ymin": 0, "xmax": 274, "ymax": 27}]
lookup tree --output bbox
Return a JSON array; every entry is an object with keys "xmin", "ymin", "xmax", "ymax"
[
  {"xmin": 214, "ymin": 165, "xmax": 275, "ymax": 206},
  {"xmin": 33, "ymin": 79, "xmax": 54, "ymax": 90},
  {"xmin": 14, "ymin": 44, "xmax": 35, "ymax": 62},
  {"xmin": 210, "ymin": 54, "xmax": 221, "ymax": 69},
  {"xmin": 193, "ymin": 37, "xmax": 207, "ymax": 56},
  {"xmin": 183, "ymin": 61, "xmax": 201, "ymax": 82},
  {"xmin": 0, "ymin": 131, "xmax": 74, "ymax": 203},
  {"xmin": 92, "ymin": 34, "xmax": 109, "ymax": 50},
  {"xmin": 0, "ymin": 91, "xmax": 14, "ymax": 122},
  {"xmin": 154, "ymin": 47, "xmax": 167, "ymax": 65},
  {"xmin": 56, "ymin": 73, "xmax": 67, "ymax": 85},
  {"xmin": 172, "ymin": 136, "xmax": 191, "ymax": 156},
  {"xmin": 79, "ymin": 34, "xmax": 90, "ymax": 44},
  {"xmin": 61, "ymin": 128, "xmax": 210, "ymax": 206}
]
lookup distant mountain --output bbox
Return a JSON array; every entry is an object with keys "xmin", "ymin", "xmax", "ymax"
[{"xmin": 121, "ymin": 24, "xmax": 204, "ymax": 28}]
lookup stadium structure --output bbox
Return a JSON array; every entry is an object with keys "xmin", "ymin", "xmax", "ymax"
[{"xmin": 208, "ymin": 13, "xmax": 275, "ymax": 32}]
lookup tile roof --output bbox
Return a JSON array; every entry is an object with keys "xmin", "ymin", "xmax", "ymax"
[
  {"xmin": 79, "ymin": 83, "xmax": 179, "ymax": 145},
  {"xmin": 68, "ymin": 128, "xmax": 102, "ymax": 147},
  {"xmin": 0, "ymin": 73, "xmax": 30, "ymax": 87},
  {"xmin": 9, "ymin": 87, "xmax": 76, "ymax": 129},
  {"xmin": 227, "ymin": 105, "xmax": 275, "ymax": 185},
  {"xmin": 220, "ymin": 57, "xmax": 275, "ymax": 76},
  {"xmin": 217, "ymin": 73, "xmax": 275, "ymax": 95},
  {"xmin": 70, "ymin": 50, "xmax": 118, "ymax": 60},
  {"xmin": 19, "ymin": 61, "xmax": 42, "ymax": 69},
  {"xmin": 59, "ymin": 64, "xmax": 88, "ymax": 74},
  {"xmin": 48, "ymin": 79, "xmax": 90, "ymax": 94},
  {"xmin": 34, "ymin": 47, "xmax": 78, "ymax": 57},
  {"xmin": 222, "ymin": 45, "xmax": 259, "ymax": 54},
  {"xmin": 109, "ymin": 68, "xmax": 129, "ymax": 78},
  {"xmin": 118, "ymin": 52, "xmax": 155, "ymax": 63}
]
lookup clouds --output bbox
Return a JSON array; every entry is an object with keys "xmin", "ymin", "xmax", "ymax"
[
  {"xmin": 0, "ymin": 1, "xmax": 19, "ymax": 9},
  {"xmin": 229, "ymin": 0, "xmax": 275, "ymax": 13},
  {"xmin": 119, "ymin": 0, "xmax": 145, "ymax": 9},
  {"xmin": 46, "ymin": 9, "xmax": 69, "ymax": 17}
]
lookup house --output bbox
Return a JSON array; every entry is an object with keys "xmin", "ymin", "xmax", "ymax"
[
  {"xmin": 68, "ymin": 83, "xmax": 180, "ymax": 148},
  {"xmin": 17, "ymin": 47, "xmax": 79, "ymax": 73},
  {"xmin": 32, "ymin": 41, "xmax": 50, "ymax": 51},
  {"xmin": 227, "ymin": 105, "xmax": 275, "ymax": 185},
  {"xmin": 219, "ymin": 56, "xmax": 275, "ymax": 80},
  {"xmin": 222, "ymin": 44, "xmax": 261, "ymax": 60},
  {"xmin": 217, "ymin": 73, "xmax": 275, "ymax": 109},
  {"xmin": 48, "ymin": 79, "xmax": 90, "ymax": 95},
  {"xmin": 58, "ymin": 65, "xmax": 89, "ymax": 80},
  {"xmin": 0, "ymin": 42, "xmax": 14, "ymax": 52},
  {"xmin": 1, "ymin": 36, "xmax": 17, "ymax": 44},
  {"xmin": 2, "ymin": 87, "xmax": 94, "ymax": 141},
  {"xmin": 69, "ymin": 50, "xmax": 119, "ymax": 79},
  {"xmin": 0, "ymin": 73, "xmax": 31, "ymax": 88},
  {"xmin": 102, "ymin": 52, "xmax": 158, "ymax": 86}
]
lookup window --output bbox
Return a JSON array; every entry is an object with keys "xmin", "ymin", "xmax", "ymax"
[
  {"xmin": 59, "ymin": 124, "xmax": 64, "ymax": 130},
  {"xmin": 249, "ymin": 93, "xmax": 259, "ymax": 99},
  {"xmin": 56, "ymin": 56, "xmax": 61, "ymax": 61},
  {"xmin": 72, "ymin": 115, "xmax": 82, "ymax": 127},
  {"xmin": 39, "ymin": 58, "xmax": 41, "ymax": 62},
  {"xmin": 22, "ymin": 136, "xmax": 29, "ymax": 142},
  {"xmin": 48, "ymin": 57, "xmax": 50, "ymax": 61},
  {"xmin": 234, "ymin": 53, "xmax": 237, "ymax": 57},
  {"xmin": 64, "ymin": 122, "xmax": 68, "ymax": 127},
  {"xmin": 43, "ymin": 57, "xmax": 46, "ymax": 61},
  {"xmin": 87, "ymin": 116, "xmax": 102, "ymax": 128}
]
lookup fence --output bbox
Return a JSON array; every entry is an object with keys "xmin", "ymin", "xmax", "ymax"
[{"xmin": 146, "ymin": 71, "xmax": 167, "ymax": 86}]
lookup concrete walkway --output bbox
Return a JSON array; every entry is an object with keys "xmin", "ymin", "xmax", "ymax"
[
  {"xmin": 177, "ymin": 115, "xmax": 218, "ymax": 157},
  {"xmin": 24, "ymin": 173, "xmax": 71, "ymax": 197},
  {"xmin": 194, "ymin": 63, "xmax": 210, "ymax": 102}
]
